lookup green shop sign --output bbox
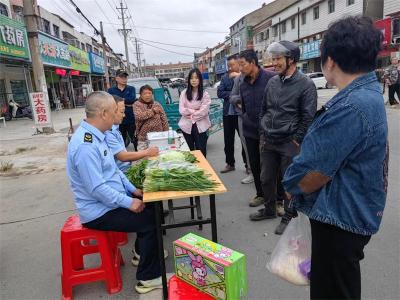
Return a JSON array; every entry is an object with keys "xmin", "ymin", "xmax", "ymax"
[
  {"xmin": 68, "ymin": 45, "xmax": 90, "ymax": 72},
  {"xmin": 38, "ymin": 32, "xmax": 71, "ymax": 68},
  {"xmin": 0, "ymin": 14, "xmax": 30, "ymax": 60}
]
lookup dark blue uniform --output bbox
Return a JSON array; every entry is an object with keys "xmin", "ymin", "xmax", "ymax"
[{"xmin": 108, "ymin": 85, "xmax": 137, "ymax": 149}]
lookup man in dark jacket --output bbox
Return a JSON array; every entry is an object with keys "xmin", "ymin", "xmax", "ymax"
[
  {"xmin": 217, "ymin": 55, "xmax": 247, "ymax": 174},
  {"xmin": 253, "ymin": 41, "xmax": 317, "ymax": 234},
  {"xmin": 108, "ymin": 69, "xmax": 137, "ymax": 150},
  {"xmin": 235, "ymin": 49, "xmax": 275, "ymax": 207}
]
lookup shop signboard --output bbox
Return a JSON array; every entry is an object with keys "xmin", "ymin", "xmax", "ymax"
[
  {"xmin": 89, "ymin": 52, "xmax": 105, "ymax": 74},
  {"xmin": 300, "ymin": 40, "xmax": 322, "ymax": 60},
  {"xmin": 29, "ymin": 92, "xmax": 52, "ymax": 126},
  {"xmin": 38, "ymin": 32, "xmax": 71, "ymax": 68},
  {"xmin": 0, "ymin": 14, "xmax": 30, "ymax": 60},
  {"xmin": 374, "ymin": 18, "xmax": 392, "ymax": 46},
  {"xmin": 215, "ymin": 57, "xmax": 227, "ymax": 75},
  {"xmin": 69, "ymin": 45, "xmax": 90, "ymax": 73}
]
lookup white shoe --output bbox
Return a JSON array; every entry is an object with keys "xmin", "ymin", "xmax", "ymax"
[
  {"xmin": 241, "ymin": 174, "xmax": 254, "ymax": 184},
  {"xmin": 135, "ymin": 277, "xmax": 162, "ymax": 294},
  {"xmin": 131, "ymin": 249, "xmax": 169, "ymax": 267}
]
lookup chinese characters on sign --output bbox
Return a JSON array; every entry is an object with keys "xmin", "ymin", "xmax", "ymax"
[
  {"xmin": 29, "ymin": 92, "xmax": 52, "ymax": 126},
  {"xmin": 0, "ymin": 14, "xmax": 30, "ymax": 60},
  {"xmin": 38, "ymin": 33, "xmax": 71, "ymax": 67},
  {"xmin": 300, "ymin": 40, "xmax": 322, "ymax": 60}
]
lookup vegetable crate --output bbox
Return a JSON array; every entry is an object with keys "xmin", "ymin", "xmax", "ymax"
[{"xmin": 173, "ymin": 233, "xmax": 247, "ymax": 300}]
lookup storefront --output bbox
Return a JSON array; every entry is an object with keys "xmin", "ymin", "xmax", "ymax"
[
  {"xmin": 0, "ymin": 14, "xmax": 32, "ymax": 108},
  {"xmin": 38, "ymin": 32, "xmax": 73, "ymax": 109},
  {"xmin": 298, "ymin": 39, "xmax": 322, "ymax": 74},
  {"xmin": 68, "ymin": 45, "xmax": 92, "ymax": 107},
  {"xmin": 375, "ymin": 17, "xmax": 399, "ymax": 69},
  {"xmin": 89, "ymin": 52, "xmax": 105, "ymax": 91}
]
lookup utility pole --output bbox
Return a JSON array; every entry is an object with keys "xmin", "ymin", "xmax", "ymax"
[
  {"xmin": 134, "ymin": 38, "xmax": 143, "ymax": 77},
  {"xmin": 117, "ymin": 0, "xmax": 131, "ymax": 74},
  {"xmin": 23, "ymin": 0, "xmax": 54, "ymax": 132},
  {"xmin": 100, "ymin": 21, "xmax": 110, "ymax": 89}
]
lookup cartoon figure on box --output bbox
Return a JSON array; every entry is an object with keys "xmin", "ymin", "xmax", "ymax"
[{"xmin": 187, "ymin": 251, "xmax": 207, "ymax": 286}]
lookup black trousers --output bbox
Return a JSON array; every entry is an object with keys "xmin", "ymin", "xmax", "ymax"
[
  {"xmin": 223, "ymin": 115, "xmax": 247, "ymax": 167},
  {"xmin": 388, "ymin": 83, "xmax": 400, "ymax": 105},
  {"xmin": 182, "ymin": 123, "xmax": 208, "ymax": 157},
  {"xmin": 119, "ymin": 123, "xmax": 137, "ymax": 150},
  {"xmin": 83, "ymin": 206, "xmax": 161, "ymax": 281},
  {"xmin": 260, "ymin": 140, "xmax": 297, "ymax": 220},
  {"xmin": 245, "ymin": 137, "xmax": 263, "ymax": 197},
  {"xmin": 310, "ymin": 220, "xmax": 371, "ymax": 300}
]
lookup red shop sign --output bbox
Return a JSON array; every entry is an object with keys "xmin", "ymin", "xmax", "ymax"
[
  {"xmin": 70, "ymin": 70, "xmax": 80, "ymax": 76},
  {"xmin": 55, "ymin": 68, "xmax": 67, "ymax": 76},
  {"xmin": 375, "ymin": 18, "xmax": 392, "ymax": 46}
]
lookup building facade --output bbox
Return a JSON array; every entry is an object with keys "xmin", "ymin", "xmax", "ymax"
[{"xmin": 153, "ymin": 62, "xmax": 193, "ymax": 79}]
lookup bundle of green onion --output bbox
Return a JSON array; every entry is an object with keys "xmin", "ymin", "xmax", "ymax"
[
  {"xmin": 143, "ymin": 161, "xmax": 218, "ymax": 192},
  {"xmin": 157, "ymin": 151, "xmax": 198, "ymax": 163}
]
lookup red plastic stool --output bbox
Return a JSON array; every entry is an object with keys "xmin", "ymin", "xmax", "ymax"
[
  {"xmin": 60, "ymin": 215, "xmax": 123, "ymax": 300},
  {"xmin": 113, "ymin": 232, "xmax": 128, "ymax": 246},
  {"xmin": 168, "ymin": 275, "xmax": 214, "ymax": 300}
]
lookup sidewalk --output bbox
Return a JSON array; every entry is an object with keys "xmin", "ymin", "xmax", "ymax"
[{"xmin": 0, "ymin": 108, "xmax": 86, "ymax": 141}]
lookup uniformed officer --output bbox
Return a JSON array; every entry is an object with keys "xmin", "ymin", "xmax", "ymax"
[
  {"xmin": 108, "ymin": 69, "xmax": 137, "ymax": 149},
  {"xmin": 105, "ymin": 95, "xmax": 158, "ymax": 174},
  {"xmin": 66, "ymin": 91, "xmax": 162, "ymax": 294}
]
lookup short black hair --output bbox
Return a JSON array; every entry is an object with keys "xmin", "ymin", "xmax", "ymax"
[
  {"xmin": 112, "ymin": 95, "xmax": 124, "ymax": 103},
  {"xmin": 238, "ymin": 49, "xmax": 258, "ymax": 66},
  {"xmin": 320, "ymin": 16, "xmax": 382, "ymax": 74},
  {"xmin": 139, "ymin": 84, "xmax": 153, "ymax": 94},
  {"xmin": 227, "ymin": 54, "xmax": 238, "ymax": 61}
]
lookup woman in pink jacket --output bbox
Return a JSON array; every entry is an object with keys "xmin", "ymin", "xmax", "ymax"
[{"xmin": 178, "ymin": 68, "xmax": 211, "ymax": 157}]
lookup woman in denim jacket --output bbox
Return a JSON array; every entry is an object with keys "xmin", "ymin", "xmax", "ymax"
[{"xmin": 283, "ymin": 16, "xmax": 388, "ymax": 299}]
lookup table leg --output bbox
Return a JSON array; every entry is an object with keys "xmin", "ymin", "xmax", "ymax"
[
  {"xmin": 195, "ymin": 196, "xmax": 203, "ymax": 230},
  {"xmin": 209, "ymin": 194, "xmax": 218, "ymax": 242},
  {"xmin": 155, "ymin": 202, "xmax": 168, "ymax": 299},
  {"xmin": 189, "ymin": 197, "xmax": 194, "ymax": 220}
]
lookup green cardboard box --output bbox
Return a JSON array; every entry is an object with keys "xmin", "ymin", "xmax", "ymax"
[{"xmin": 173, "ymin": 233, "xmax": 247, "ymax": 300}]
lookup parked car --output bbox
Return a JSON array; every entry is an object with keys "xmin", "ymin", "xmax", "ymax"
[
  {"xmin": 127, "ymin": 77, "xmax": 163, "ymax": 99},
  {"xmin": 306, "ymin": 72, "xmax": 333, "ymax": 89}
]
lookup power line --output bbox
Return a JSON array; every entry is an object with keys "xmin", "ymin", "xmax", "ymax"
[
  {"xmin": 134, "ymin": 25, "xmax": 228, "ymax": 34},
  {"xmin": 136, "ymin": 38, "xmax": 206, "ymax": 49},
  {"xmin": 93, "ymin": 0, "xmax": 124, "ymax": 43},
  {"xmin": 135, "ymin": 40, "xmax": 194, "ymax": 57},
  {"xmin": 105, "ymin": 0, "xmax": 120, "ymax": 18}
]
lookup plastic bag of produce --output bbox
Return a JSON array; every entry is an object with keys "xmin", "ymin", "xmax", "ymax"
[{"xmin": 267, "ymin": 212, "xmax": 311, "ymax": 285}]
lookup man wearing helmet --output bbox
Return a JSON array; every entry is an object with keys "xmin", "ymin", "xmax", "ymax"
[{"xmin": 251, "ymin": 41, "xmax": 317, "ymax": 235}]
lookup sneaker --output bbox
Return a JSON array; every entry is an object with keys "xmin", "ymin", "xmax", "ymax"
[
  {"xmin": 131, "ymin": 249, "xmax": 169, "ymax": 267},
  {"xmin": 220, "ymin": 164, "xmax": 235, "ymax": 173},
  {"xmin": 249, "ymin": 208, "xmax": 277, "ymax": 221},
  {"xmin": 135, "ymin": 277, "xmax": 163, "ymax": 294},
  {"xmin": 274, "ymin": 220, "xmax": 289, "ymax": 235},
  {"xmin": 249, "ymin": 196, "xmax": 265, "ymax": 207},
  {"xmin": 241, "ymin": 174, "xmax": 254, "ymax": 184},
  {"xmin": 276, "ymin": 203, "xmax": 285, "ymax": 217}
]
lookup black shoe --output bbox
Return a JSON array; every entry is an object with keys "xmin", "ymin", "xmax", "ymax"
[
  {"xmin": 274, "ymin": 220, "xmax": 289, "ymax": 235},
  {"xmin": 249, "ymin": 208, "xmax": 276, "ymax": 221}
]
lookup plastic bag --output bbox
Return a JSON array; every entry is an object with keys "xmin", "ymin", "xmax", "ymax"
[{"xmin": 267, "ymin": 212, "xmax": 311, "ymax": 285}]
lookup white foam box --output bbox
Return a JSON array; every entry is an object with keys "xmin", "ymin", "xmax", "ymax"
[{"xmin": 147, "ymin": 130, "xmax": 179, "ymax": 150}]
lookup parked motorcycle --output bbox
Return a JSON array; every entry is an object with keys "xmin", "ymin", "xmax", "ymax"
[{"xmin": 1, "ymin": 99, "xmax": 33, "ymax": 121}]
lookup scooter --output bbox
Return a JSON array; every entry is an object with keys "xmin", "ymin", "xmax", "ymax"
[{"xmin": 2, "ymin": 100, "xmax": 33, "ymax": 121}]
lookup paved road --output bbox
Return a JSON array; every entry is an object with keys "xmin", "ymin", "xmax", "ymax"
[{"xmin": 0, "ymin": 89, "xmax": 399, "ymax": 299}]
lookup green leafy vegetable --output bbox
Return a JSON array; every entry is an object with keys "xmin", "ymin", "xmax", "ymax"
[
  {"xmin": 126, "ymin": 159, "xmax": 149, "ymax": 189},
  {"xmin": 143, "ymin": 161, "xmax": 218, "ymax": 192}
]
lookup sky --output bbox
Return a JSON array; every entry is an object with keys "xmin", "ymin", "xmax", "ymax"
[{"xmin": 37, "ymin": 0, "xmax": 274, "ymax": 65}]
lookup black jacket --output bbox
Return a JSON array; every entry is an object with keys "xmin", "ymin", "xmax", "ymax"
[
  {"xmin": 260, "ymin": 70, "xmax": 317, "ymax": 144},
  {"xmin": 240, "ymin": 68, "xmax": 275, "ymax": 139},
  {"xmin": 217, "ymin": 73, "xmax": 235, "ymax": 116}
]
